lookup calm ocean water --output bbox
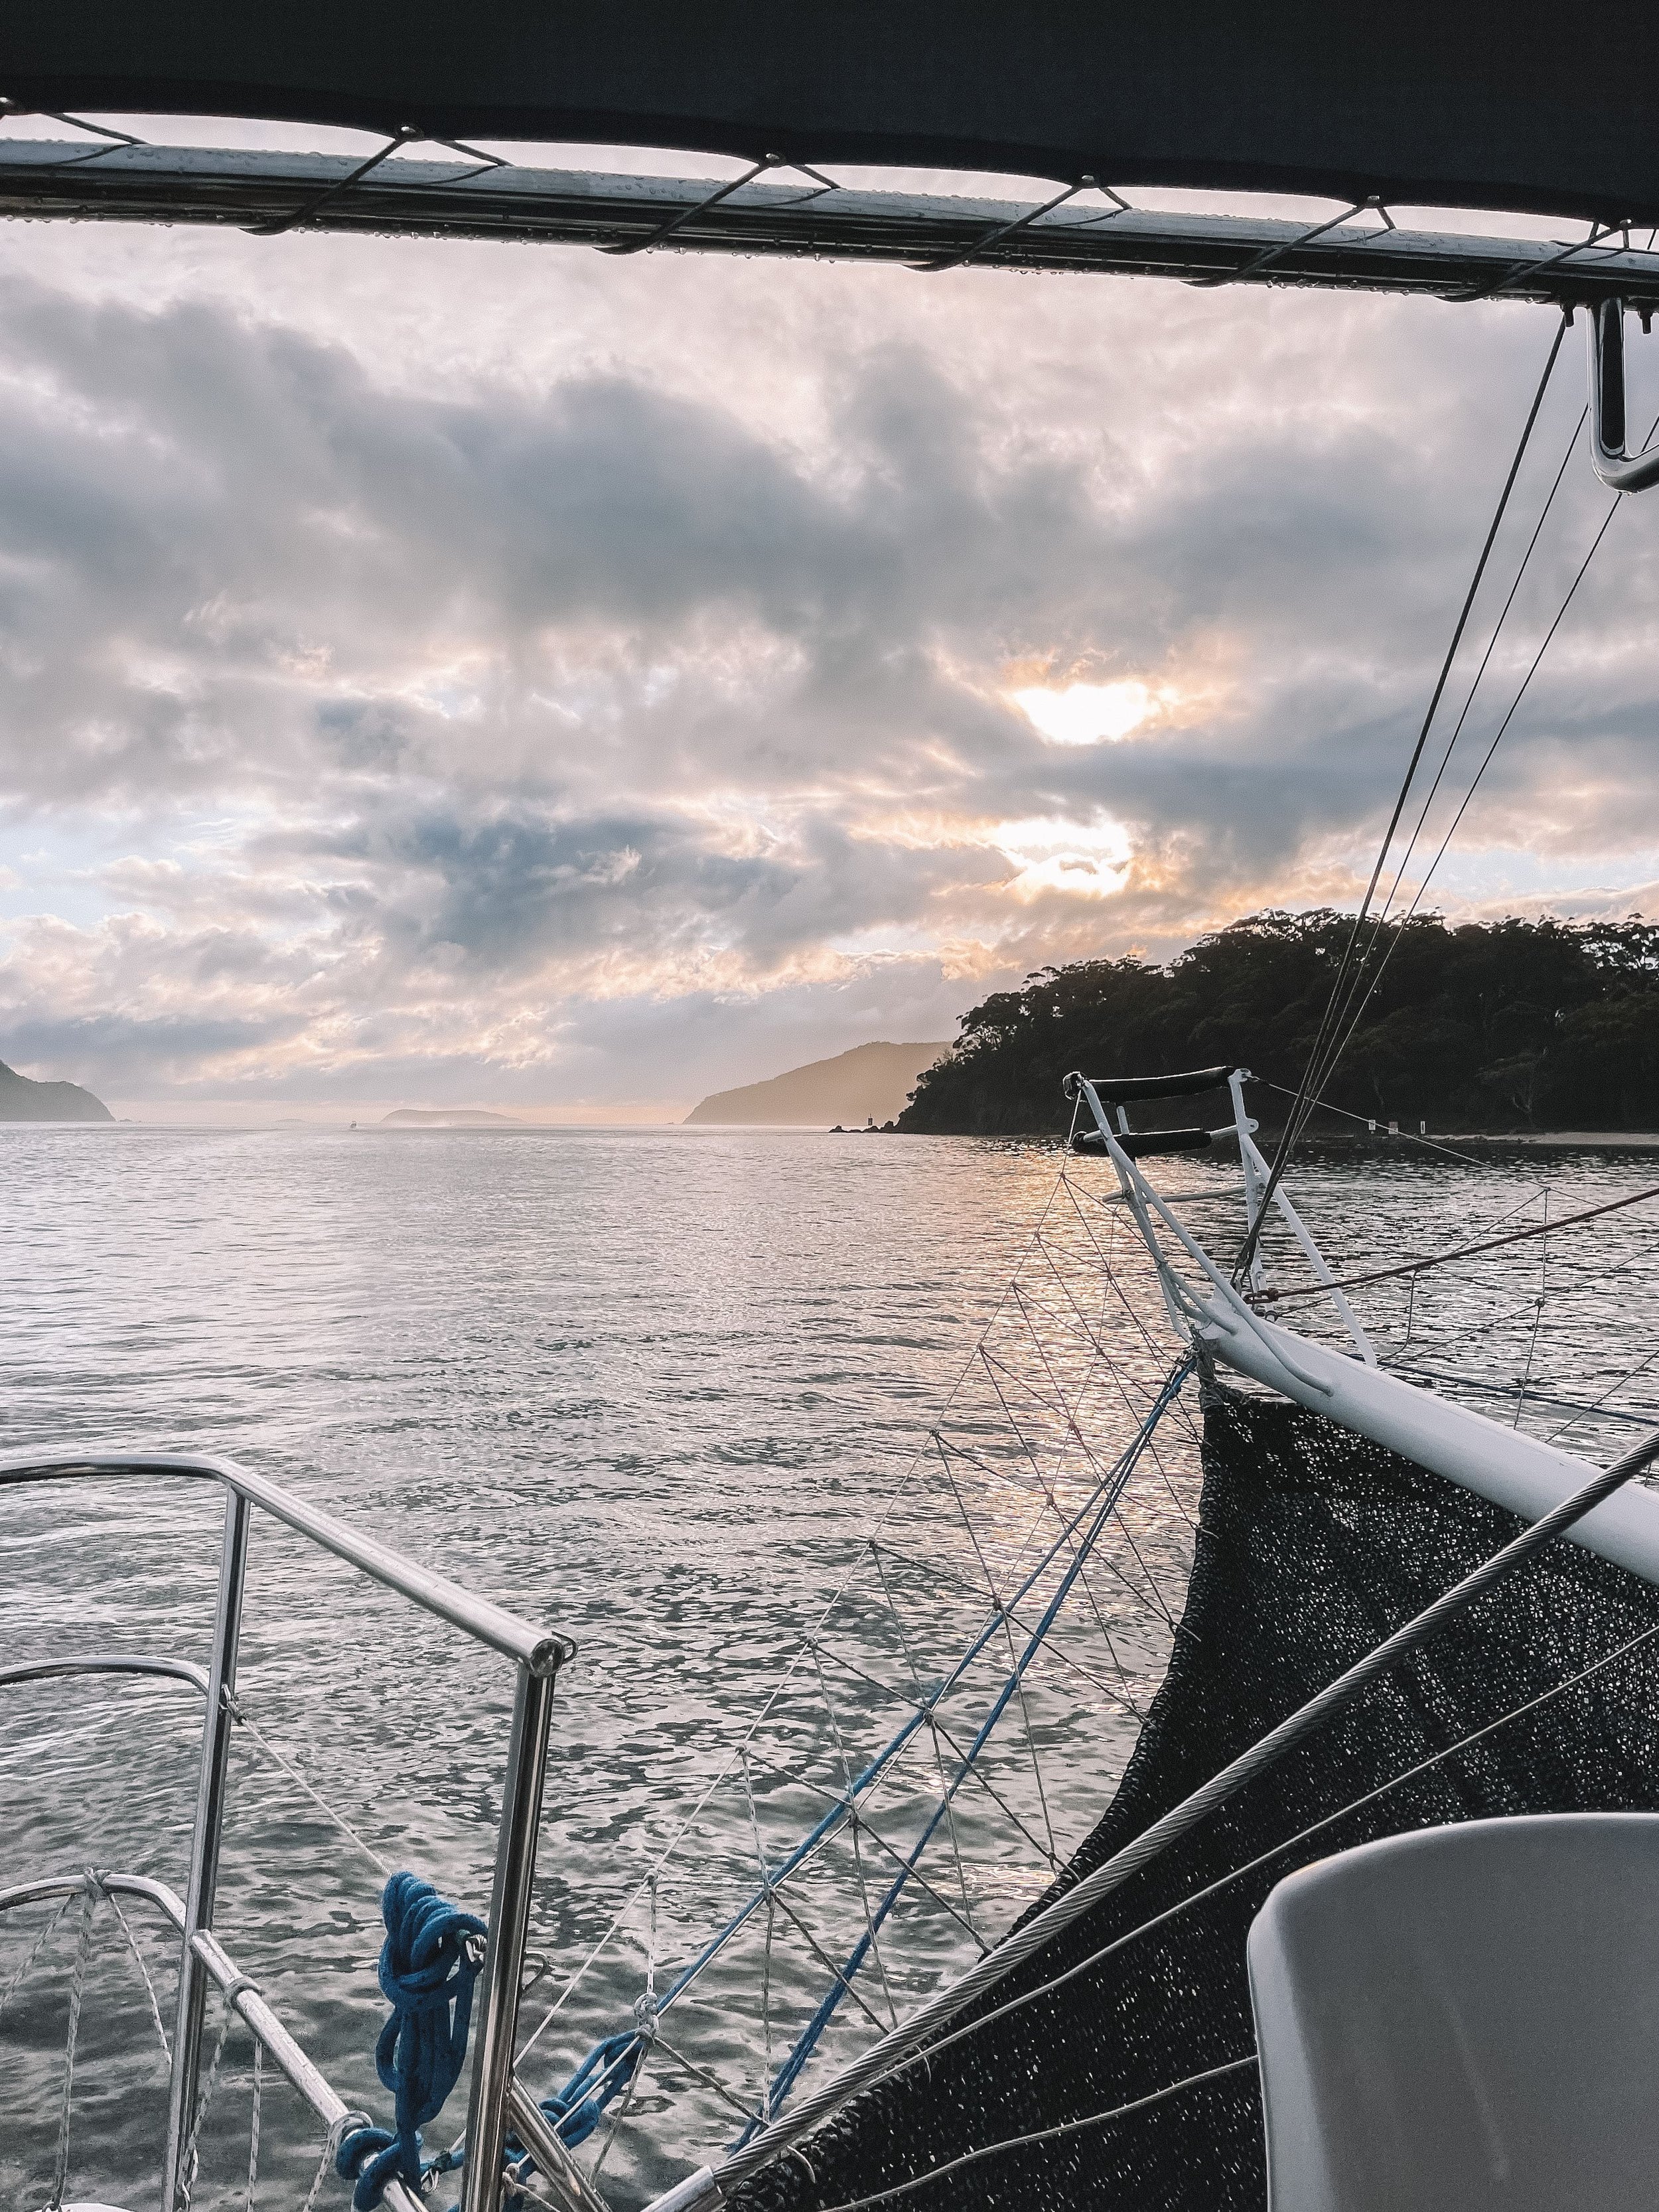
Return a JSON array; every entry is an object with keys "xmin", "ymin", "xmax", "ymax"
[{"xmin": 6, "ymin": 1123, "xmax": 1659, "ymax": 2207}]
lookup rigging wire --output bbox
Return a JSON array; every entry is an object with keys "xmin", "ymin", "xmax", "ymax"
[
  {"xmin": 1254, "ymin": 1078, "xmax": 1487, "ymax": 1166},
  {"xmin": 810, "ymin": 2054, "xmax": 1262, "ymax": 2212},
  {"xmin": 513, "ymin": 1161, "xmax": 1090, "ymax": 2061},
  {"xmin": 1391, "ymin": 1363, "xmax": 1659, "ymax": 1430},
  {"xmin": 1313, "ymin": 469, "xmax": 1630, "ymax": 1091},
  {"xmin": 1258, "ymin": 1178, "xmax": 1659, "ymax": 1302},
  {"xmin": 819, "ymin": 1611, "xmax": 1659, "ymax": 2122},
  {"xmin": 1344, "ymin": 402, "xmax": 1587, "ymax": 960},
  {"xmin": 716, "ymin": 1422, "xmax": 1659, "ymax": 2191},
  {"xmin": 1235, "ymin": 309, "xmax": 1571, "ymax": 1280}
]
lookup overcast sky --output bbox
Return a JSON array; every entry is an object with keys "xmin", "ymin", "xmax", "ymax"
[{"xmin": 4, "ymin": 138, "xmax": 1659, "ymax": 1116}]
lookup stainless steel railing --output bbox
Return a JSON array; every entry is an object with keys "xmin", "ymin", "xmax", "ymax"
[
  {"xmin": 0, "ymin": 1870, "xmax": 422, "ymax": 2210},
  {"xmin": 0, "ymin": 1447, "xmax": 575, "ymax": 2212}
]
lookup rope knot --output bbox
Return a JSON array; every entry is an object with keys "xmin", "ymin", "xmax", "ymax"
[
  {"xmin": 538, "ymin": 2029, "xmax": 644, "ymax": 2151},
  {"xmin": 341, "ymin": 1872, "xmax": 486, "ymax": 2209}
]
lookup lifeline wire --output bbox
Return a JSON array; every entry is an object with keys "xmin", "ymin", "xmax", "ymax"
[
  {"xmin": 714, "ymin": 1416, "xmax": 1659, "ymax": 2190},
  {"xmin": 1361, "ymin": 402, "xmax": 1587, "ymax": 937},
  {"xmin": 1236, "ymin": 308, "xmax": 1571, "ymax": 1280},
  {"xmin": 516, "ymin": 1151, "xmax": 1128, "ymax": 2063},
  {"xmin": 510, "ymin": 1192, "xmax": 1198, "ymax": 2174},
  {"xmin": 104, "ymin": 1883, "xmax": 172, "ymax": 2060},
  {"xmin": 229, "ymin": 1693, "xmax": 390, "ymax": 1878},
  {"xmin": 810, "ymin": 2053, "xmax": 1262, "ymax": 2212},
  {"xmin": 737, "ymin": 1361, "xmax": 1194, "ymax": 2140},
  {"xmin": 1314, "ymin": 451, "xmax": 1632, "ymax": 1086},
  {"xmin": 0, "ymin": 1891, "xmax": 72, "ymax": 2021},
  {"xmin": 1256, "ymin": 1078, "xmax": 1488, "ymax": 1167},
  {"xmin": 1260, "ymin": 1178, "xmax": 1659, "ymax": 1301},
  {"xmin": 799, "ymin": 1605, "xmax": 1659, "ymax": 2130}
]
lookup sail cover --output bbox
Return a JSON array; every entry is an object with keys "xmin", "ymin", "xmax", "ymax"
[{"xmin": 10, "ymin": 3, "xmax": 1659, "ymax": 228}]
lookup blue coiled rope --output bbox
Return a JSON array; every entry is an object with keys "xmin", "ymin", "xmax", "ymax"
[{"xmin": 338, "ymin": 1872, "xmax": 488, "ymax": 2209}]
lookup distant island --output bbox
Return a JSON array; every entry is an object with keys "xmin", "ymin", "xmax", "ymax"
[
  {"xmin": 687, "ymin": 1041, "xmax": 950, "ymax": 1127},
  {"xmin": 900, "ymin": 911, "xmax": 1659, "ymax": 1138},
  {"xmin": 0, "ymin": 1057, "xmax": 111, "ymax": 1123},
  {"xmin": 380, "ymin": 1108, "xmax": 521, "ymax": 1127}
]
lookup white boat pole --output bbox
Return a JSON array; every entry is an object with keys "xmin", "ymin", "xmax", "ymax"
[
  {"xmin": 1201, "ymin": 1303, "xmax": 1659, "ymax": 1587},
  {"xmin": 1069, "ymin": 1076, "xmax": 1659, "ymax": 1589}
]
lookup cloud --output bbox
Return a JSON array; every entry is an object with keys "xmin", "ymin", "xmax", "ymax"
[{"xmin": 3, "ymin": 226, "xmax": 1658, "ymax": 1104}]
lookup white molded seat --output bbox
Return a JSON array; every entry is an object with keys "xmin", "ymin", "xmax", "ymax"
[{"xmin": 1248, "ymin": 1813, "xmax": 1659, "ymax": 2211}]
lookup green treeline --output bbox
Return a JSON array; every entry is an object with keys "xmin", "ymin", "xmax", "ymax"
[{"xmin": 898, "ymin": 911, "xmax": 1659, "ymax": 1138}]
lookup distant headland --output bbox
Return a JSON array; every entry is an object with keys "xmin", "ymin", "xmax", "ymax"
[
  {"xmin": 380, "ymin": 1108, "xmax": 521, "ymax": 1127},
  {"xmin": 0, "ymin": 1057, "xmax": 111, "ymax": 1123},
  {"xmin": 687, "ymin": 1041, "xmax": 949, "ymax": 1127}
]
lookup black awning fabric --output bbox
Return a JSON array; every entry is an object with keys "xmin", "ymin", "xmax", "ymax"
[{"xmin": 9, "ymin": 3, "xmax": 1659, "ymax": 228}]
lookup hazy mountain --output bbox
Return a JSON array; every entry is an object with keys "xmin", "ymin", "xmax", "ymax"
[
  {"xmin": 380, "ymin": 1108, "xmax": 521, "ymax": 1126},
  {"xmin": 0, "ymin": 1058, "xmax": 112, "ymax": 1122},
  {"xmin": 685, "ymin": 1042, "xmax": 950, "ymax": 1127}
]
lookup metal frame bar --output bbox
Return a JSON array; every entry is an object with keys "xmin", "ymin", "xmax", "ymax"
[
  {"xmin": 598, "ymin": 149, "xmax": 837, "ymax": 256},
  {"xmin": 3, "ymin": 141, "xmax": 1659, "ymax": 309},
  {"xmin": 506, "ymin": 2083, "xmax": 615, "ymax": 2212},
  {"xmin": 1210, "ymin": 1070, "xmax": 1373, "ymax": 1360},
  {"xmin": 1186, "ymin": 194, "xmax": 1380, "ymax": 289},
  {"xmin": 910, "ymin": 172, "xmax": 1115, "ymax": 273},
  {"xmin": 1208, "ymin": 1303, "xmax": 1659, "ymax": 1584},
  {"xmin": 0, "ymin": 1653, "xmax": 210, "ymax": 1694},
  {"xmin": 464, "ymin": 1663, "xmax": 557, "ymax": 2211},
  {"xmin": 1228, "ymin": 1070, "xmax": 1272, "ymax": 1301},
  {"xmin": 1074, "ymin": 1076, "xmax": 1336, "ymax": 1396},
  {"xmin": 1067, "ymin": 1099, "xmax": 1659, "ymax": 1587},
  {"xmin": 0, "ymin": 1447, "xmax": 573, "ymax": 2212},
  {"xmin": 0, "ymin": 1872, "xmax": 426, "ymax": 2212},
  {"xmin": 163, "ymin": 1485, "xmax": 248, "ymax": 2207},
  {"xmin": 0, "ymin": 1449, "xmax": 569, "ymax": 1672},
  {"xmin": 1589, "ymin": 296, "xmax": 1659, "ymax": 490},
  {"xmin": 1232, "ymin": 1125, "xmax": 1377, "ymax": 1364}
]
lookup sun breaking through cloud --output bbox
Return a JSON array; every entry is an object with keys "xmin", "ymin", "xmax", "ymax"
[
  {"xmin": 1009, "ymin": 680, "xmax": 1159, "ymax": 746},
  {"xmin": 1, "ymin": 204, "xmax": 1658, "ymax": 1112}
]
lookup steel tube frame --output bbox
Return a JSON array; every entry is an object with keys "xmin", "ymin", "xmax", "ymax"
[
  {"xmin": 1590, "ymin": 296, "xmax": 1659, "ymax": 491},
  {"xmin": 461, "ymin": 1663, "xmax": 558, "ymax": 2212},
  {"xmin": 1085, "ymin": 1109, "xmax": 1659, "ymax": 1587},
  {"xmin": 0, "ymin": 1653, "xmax": 210, "ymax": 1695},
  {"xmin": 1204, "ymin": 1302, "xmax": 1659, "ymax": 1584},
  {"xmin": 1236, "ymin": 1126, "xmax": 1376, "ymax": 1364},
  {"xmin": 1075, "ymin": 1077, "xmax": 1336, "ymax": 1397},
  {"xmin": 507, "ymin": 2078, "xmax": 616, "ymax": 2212},
  {"xmin": 1, "ymin": 1448, "xmax": 572, "ymax": 2212},
  {"xmin": 0, "ymin": 1872, "xmax": 425, "ymax": 2212},
  {"xmin": 4, "ymin": 141, "xmax": 1659, "ymax": 314},
  {"xmin": 162, "ymin": 1487, "xmax": 248, "ymax": 2209},
  {"xmin": 0, "ymin": 1448, "xmax": 570, "ymax": 1673}
]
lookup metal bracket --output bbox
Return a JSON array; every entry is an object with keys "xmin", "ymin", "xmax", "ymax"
[
  {"xmin": 1590, "ymin": 297, "xmax": 1659, "ymax": 492},
  {"xmin": 600, "ymin": 152, "xmax": 835, "ymax": 256}
]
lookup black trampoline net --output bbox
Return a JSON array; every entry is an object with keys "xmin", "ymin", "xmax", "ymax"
[{"xmin": 730, "ymin": 1377, "xmax": 1659, "ymax": 2212}]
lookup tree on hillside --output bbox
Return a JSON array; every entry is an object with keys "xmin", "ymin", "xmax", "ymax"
[{"xmin": 898, "ymin": 912, "xmax": 1659, "ymax": 1137}]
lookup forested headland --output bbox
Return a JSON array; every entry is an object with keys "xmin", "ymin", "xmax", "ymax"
[{"xmin": 898, "ymin": 912, "xmax": 1659, "ymax": 1138}]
